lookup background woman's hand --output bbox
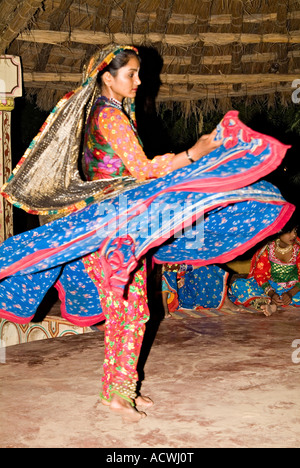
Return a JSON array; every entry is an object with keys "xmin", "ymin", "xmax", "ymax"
[
  {"xmin": 270, "ymin": 292, "xmax": 283, "ymax": 306},
  {"xmin": 280, "ymin": 292, "xmax": 292, "ymax": 306}
]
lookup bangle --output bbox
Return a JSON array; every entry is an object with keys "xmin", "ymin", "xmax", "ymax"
[
  {"xmin": 265, "ymin": 285, "xmax": 275, "ymax": 296},
  {"xmin": 186, "ymin": 150, "xmax": 195, "ymax": 164}
]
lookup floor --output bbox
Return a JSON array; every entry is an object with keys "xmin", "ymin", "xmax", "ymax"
[{"xmin": 1, "ymin": 304, "xmax": 300, "ymax": 448}]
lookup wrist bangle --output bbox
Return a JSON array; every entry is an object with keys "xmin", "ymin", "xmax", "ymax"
[
  {"xmin": 264, "ymin": 285, "xmax": 275, "ymax": 295},
  {"xmin": 186, "ymin": 150, "xmax": 195, "ymax": 164}
]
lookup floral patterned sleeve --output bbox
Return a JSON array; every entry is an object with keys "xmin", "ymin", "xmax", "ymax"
[
  {"xmin": 252, "ymin": 247, "xmax": 272, "ymax": 289},
  {"xmin": 99, "ymin": 107, "xmax": 175, "ymax": 181}
]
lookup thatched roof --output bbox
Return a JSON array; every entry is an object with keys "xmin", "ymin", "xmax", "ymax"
[{"xmin": 1, "ymin": 0, "xmax": 300, "ymax": 114}]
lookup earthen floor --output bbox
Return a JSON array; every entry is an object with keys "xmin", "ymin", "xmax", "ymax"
[{"xmin": 1, "ymin": 306, "xmax": 300, "ymax": 448}]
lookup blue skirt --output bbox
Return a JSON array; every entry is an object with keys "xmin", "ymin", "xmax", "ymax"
[
  {"xmin": 162, "ymin": 265, "xmax": 228, "ymax": 310},
  {"xmin": 229, "ymin": 277, "xmax": 300, "ymax": 307},
  {"xmin": 0, "ymin": 111, "xmax": 294, "ymax": 325}
]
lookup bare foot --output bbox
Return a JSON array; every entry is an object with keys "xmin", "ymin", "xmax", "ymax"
[
  {"xmin": 101, "ymin": 398, "xmax": 110, "ymax": 407},
  {"xmin": 261, "ymin": 303, "xmax": 277, "ymax": 317},
  {"xmin": 101, "ymin": 394, "xmax": 153, "ymax": 409},
  {"xmin": 135, "ymin": 395, "xmax": 154, "ymax": 408},
  {"xmin": 109, "ymin": 393, "xmax": 146, "ymax": 422}
]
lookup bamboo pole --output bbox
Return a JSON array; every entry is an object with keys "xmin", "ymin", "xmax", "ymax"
[
  {"xmin": 157, "ymin": 84, "xmax": 293, "ymax": 100},
  {"xmin": 17, "ymin": 29, "xmax": 300, "ymax": 46},
  {"xmin": 22, "ymin": 71, "xmax": 300, "ymax": 85},
  {"xmin": 64, "ymin": 6, "xmax": 300, "ymax": 26}
]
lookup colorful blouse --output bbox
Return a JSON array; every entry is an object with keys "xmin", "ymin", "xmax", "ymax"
[
  {"xmin": 82, "ymin": 97, "xmax": 175, "ymax": 182},
  {"xmin": 249, "ymin": 239, "xmax": 300, "ymax": 291}
]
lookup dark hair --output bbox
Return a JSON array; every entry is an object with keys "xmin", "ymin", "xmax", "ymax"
[
  {"xmin": 279, "ymin": 213, "xmax": 299, "ymax": 235},
  {"xmin": 97, "ymin": 49, "xmax": 140, "ymax": 84}
]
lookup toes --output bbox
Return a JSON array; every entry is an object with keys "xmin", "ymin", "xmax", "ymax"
[
  {"xmin": 122, "ymin": 410, "xmax": 147, "ymax": 423},
  {"xmin": 110, "ymin": 404, "xmax": 147, "ymax": 423},
  {"xmin": 101, "ymin": 398, "xmax": 110, "ymax": 407},
  {"xmin": 135, "ymin": 395, "xmax": 154, "ymax": 408}
]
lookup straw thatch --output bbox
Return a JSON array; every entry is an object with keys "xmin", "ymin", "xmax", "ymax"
[{"xmin": 1, "ymin": 0, "xmax": 300, "ymax": 115}]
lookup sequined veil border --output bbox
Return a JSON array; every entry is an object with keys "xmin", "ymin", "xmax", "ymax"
[{"xmin": 0, "ymin": 45, "xmax": 141, "ymax": 219}]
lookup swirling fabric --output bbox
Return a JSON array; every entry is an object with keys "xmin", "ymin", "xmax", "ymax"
[{"xmin": 0, "ymin": 111, "xmax": 294, "ymax": 326}]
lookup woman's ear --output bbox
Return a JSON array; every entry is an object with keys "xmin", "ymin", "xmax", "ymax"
[{"xmin": 102, "ymin": 71, "xmax": 113, "ymax": 87}]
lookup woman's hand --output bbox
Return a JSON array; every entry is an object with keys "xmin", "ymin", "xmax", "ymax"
[
  {"xmin": 280, "ymin": 292, "xmax": 292, "ymax": 306},
  {"xmin": 190, "ymin": 129, "xmax": 223, "ymax": 161},
  {"xmin": 269, "ymin": 292, "xmax": 283, "ymax": 306},
  {"xmin": 170, "ymin": 129, "xmax": 223, "ymax": 172}
]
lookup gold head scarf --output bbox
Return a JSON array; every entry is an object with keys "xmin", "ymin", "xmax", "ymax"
[{"xmin": 1, "ymin": 45, "xmax": 141, "ymax": 220}]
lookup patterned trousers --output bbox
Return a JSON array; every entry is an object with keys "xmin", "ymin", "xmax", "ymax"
[{"xmin": 83, "ymin": 253, "xmax": 150, "ymax": 403}]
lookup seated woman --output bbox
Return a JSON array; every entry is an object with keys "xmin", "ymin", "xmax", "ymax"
[
  {"xmin": 229, "ymin": 217, "xmax": 300, "ymax": 316},
  {"xmin": 161, "ymin": 263, "xmax": 240, "ymax": 316}
]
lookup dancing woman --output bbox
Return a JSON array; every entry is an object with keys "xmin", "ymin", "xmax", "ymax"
[
  {"xmin": 0, "ymin": 45, "xmax": 221, "ymax": 422},
  {"xmin": 0, "ymin": 45, "xmax": 294, "ymax": 422},
  {"xmin": 79, "ymin": 46, "xmax": 221, "ymax": 420}
]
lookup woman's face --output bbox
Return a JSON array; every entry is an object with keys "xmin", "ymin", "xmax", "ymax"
[
  {"xmin": 107, "ymin": 56, "xmax": 141, "ymax": 101},
  {"xmin": 279, "ymin": 228, "xmax": 298, "ymax": 246}
]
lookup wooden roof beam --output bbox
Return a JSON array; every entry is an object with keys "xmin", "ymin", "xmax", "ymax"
[
  {"xmin": 157, "ymin": 83, "xmax": 294, "ymax": 101},
  {"xmin": 17, "ymin": 29, "xmax": 300, "ymax": 46},
  {"xmin": 20, "ymin": 48, "xmax": 300, "ymax": 74},
  {"xmin": 22, "ymin": 71, "xmax": 300, "ymax": 86},
  {"xmin": 164, "ymin": 50, "xmax": 300, "ymax": 66},
  {"xmin": 63, "ymin": 4, "xmax": 300, "ymax": 26},
  {"xmin": 23, "ymin": 80, "xmax": 293, "ymax": 101}
]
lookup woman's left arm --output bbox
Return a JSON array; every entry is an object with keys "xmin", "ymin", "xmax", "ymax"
[
  {"xmin": 99, "ymin": 108, "xmax": 221, "ymax": 181},
  {"xmin": 99, "ymin": 108, "xmax": 175, "ymax": 180}
]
